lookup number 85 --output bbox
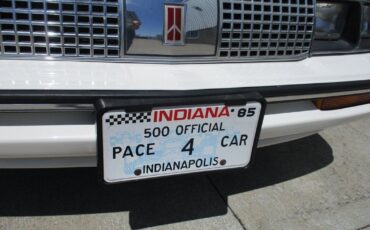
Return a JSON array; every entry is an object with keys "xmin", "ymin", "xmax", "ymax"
[{"xmin": 238, "ymin": 108, "xmax": 256, "ymax": 117}]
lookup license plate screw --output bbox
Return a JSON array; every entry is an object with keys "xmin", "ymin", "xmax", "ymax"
[
  {"xmin": 220, "ymin": 159, "xmax": 227, "ymax": 166},
  {"xmin": 134, "ymin": 169, "xmax": 142, "ymax": 176}
]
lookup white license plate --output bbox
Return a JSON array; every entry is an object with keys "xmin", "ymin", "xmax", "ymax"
[{"xmin": 101, "ymin": 102, "xmax": 262, "ymax": 183}]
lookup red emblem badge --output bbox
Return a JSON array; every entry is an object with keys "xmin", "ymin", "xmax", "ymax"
[{"xmin": 164, "ymin": 5, "xmax": 185, "ymax": 45}]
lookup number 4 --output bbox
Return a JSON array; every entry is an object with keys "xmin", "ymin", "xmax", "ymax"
[{"xmin": 182, "ymin": 138, "xmax": 194, "ymax": 155}]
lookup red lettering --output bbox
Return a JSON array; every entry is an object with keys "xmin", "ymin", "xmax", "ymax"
[
  {"xmin": 218, "ymin": 106, "xmax": 230, "ymax": 117},
  {"xmin": 191, "ymin": 108, "xmax": 204, "ymax": 119},
  {"xmin": 174, "ymin": 109, "xmax": 187, "ymax": 121},
  {"xmin": 154, "ymin": 111, "xmax": 158, "ymax": 122},
  {"xmin": 158, "ymin": 110, "xmax": 173, "ymax": 122},
  {"xmin": 154, "ymin": 106, "xmax": 230, "ymax": 123},
  {"xmin": 205, "ymin": 107, "xmax": 219, "ymax": 118},
  {"xmin": 187, "ymin": 108, "xmax": 192, "ymax": 119}
]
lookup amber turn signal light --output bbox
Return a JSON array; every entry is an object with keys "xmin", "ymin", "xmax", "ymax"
[{"xmin": 313, "ymin": 93, "xmax": 370, "ymax": 110}]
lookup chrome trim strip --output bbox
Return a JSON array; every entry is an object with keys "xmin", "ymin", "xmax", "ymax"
[
  {"xmin": 119, "ymin": 0, "xmax": 125, "ymax": 58},
  {"xmin": 0, "ymin": 53, "xmax": 308, "ymax": 64},
  {"xmin": 0, "ymin": 104, "xmax": 95, "ymax": 112},
  {"xmin": 266, "ymin": 89, "xmax": 370, "ymax": 102}
]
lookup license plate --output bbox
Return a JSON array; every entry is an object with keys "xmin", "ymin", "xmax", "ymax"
[{"xmin": 101, "ymin": 101, "xmax": 262, "ymax": 183}]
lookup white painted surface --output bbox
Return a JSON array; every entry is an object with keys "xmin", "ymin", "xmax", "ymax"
[
  {"xmin": 0, "ymin": 53, "xmax": 369, "ymax": 167},
  {"xmin": 0, "ymin": 53, "xmax": 369, "ymax": 90},
  {"xmin": 0, "ymin": 111, "xmax": 96, "ymax": 159},
  {"xmin": 1, "ymin": 101, "xmax": 370, "ymax": 168}
]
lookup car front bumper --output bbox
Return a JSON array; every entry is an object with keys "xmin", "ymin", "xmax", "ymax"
[
  {"xmin": 0, "ymin": 53, "xmax": 370, "ymax": 168},
  {"xmin": 0, "ymin": 100, "xmax": 370, "ymax": 168}
]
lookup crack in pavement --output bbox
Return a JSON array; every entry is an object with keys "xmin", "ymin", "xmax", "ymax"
[
  {"xmin": 207, "ymin": 175, "xmax": 247, "ymax": 230},
  {"xmin": 357, "ymin": 224, "xmax": 370, "ymax": 230}
]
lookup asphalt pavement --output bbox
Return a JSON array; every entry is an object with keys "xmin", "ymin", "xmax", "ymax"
[{"xmin": 0, "ymin": 117, "xmax": 369, "ymax": 230}]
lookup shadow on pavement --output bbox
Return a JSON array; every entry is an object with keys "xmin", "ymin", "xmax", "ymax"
[{"xmin": 0, "ymin": 134, "xmax": 333, "ymax": 229}]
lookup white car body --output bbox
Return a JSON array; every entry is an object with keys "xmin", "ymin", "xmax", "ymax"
[{"xmin": 0, "ymin": 53, "xmax": 370, "ymax": 168}]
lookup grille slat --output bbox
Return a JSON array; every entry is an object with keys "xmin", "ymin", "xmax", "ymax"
[
  {"xmin": 0, "ymin": 0, "xmax": 120, "ymax": 58},
  {"xmin": 219, "ymin": 0, "xmax": 315, "ymax": 59}
]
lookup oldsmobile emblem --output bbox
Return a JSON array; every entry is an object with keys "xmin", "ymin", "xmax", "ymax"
[{"xmin": 164, "ymin": 4, "xmax": 185, "ymax": 45}]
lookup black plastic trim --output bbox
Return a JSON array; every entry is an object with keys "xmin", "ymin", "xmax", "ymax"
[{"xmin": 0, "ymin": 80, "xmax": 369, "ymax": 104}]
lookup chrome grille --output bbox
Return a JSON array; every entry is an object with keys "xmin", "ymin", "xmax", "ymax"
[
  {"xmin": 219, "ymin": 0, "xmax": 315, "ymax": 59},
  {"xmin": 0, "ymin": 0, "xmax": 121, "ymax": 58}
]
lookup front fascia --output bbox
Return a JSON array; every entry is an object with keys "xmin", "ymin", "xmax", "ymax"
[{"xmin": 0, "ymin": 54, "xmax": 369, "ymax": 95}]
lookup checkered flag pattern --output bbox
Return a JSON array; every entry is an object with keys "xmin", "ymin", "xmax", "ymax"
[{"xmin": 105, "ymin": 112, "xmax": 152, "ymax": 126}]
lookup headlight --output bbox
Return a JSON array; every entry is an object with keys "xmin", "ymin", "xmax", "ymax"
[
  {"xmin": 315, "ymin": 3, "xmax": 348, "ymax": 40},
  {"xmin": 311, "ymin": 1, "xmax": 362, "ymax": 54}
]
